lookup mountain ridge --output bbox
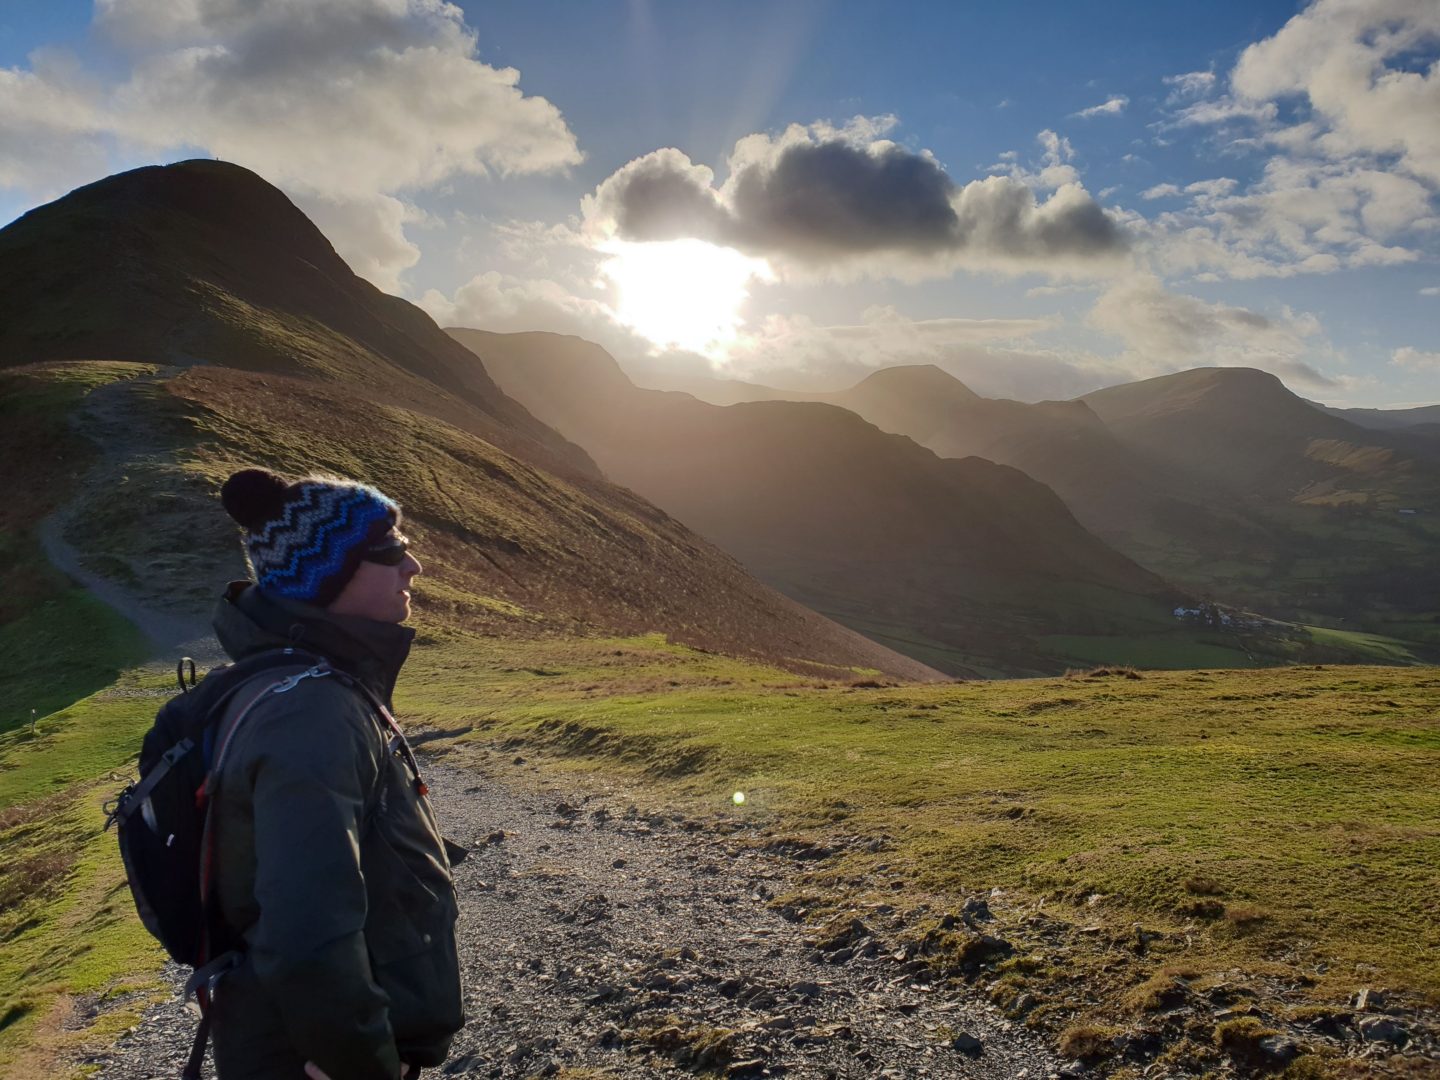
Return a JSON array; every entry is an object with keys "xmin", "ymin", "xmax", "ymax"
[
  {"xmin": 448, "ymin": 327, "xmax": 1218, "ymax": 677},
  {"xmin": 0, "ymin": 161, "xmax": 945, "ymax": 683}
]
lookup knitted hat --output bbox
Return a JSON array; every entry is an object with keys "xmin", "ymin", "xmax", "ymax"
[{"xmin": 220, "ymin": 468, "xmax": 401, "ymax": 607}]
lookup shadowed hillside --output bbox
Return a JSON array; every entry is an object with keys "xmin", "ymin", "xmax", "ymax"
[
  {"xmin": 654, "ymin": 362, "xmax": 1440, "ymax": 652},
  {"xmin": 444, "ymin": 329, "xmax": 1262, "ymax": 678},
  {"xmin": 0, "ymin": 162, "xmax": 945, "ymax": 685},
  {"xmin": 0, "ymin": 159, "xmax": 594, "ymax": 480}
]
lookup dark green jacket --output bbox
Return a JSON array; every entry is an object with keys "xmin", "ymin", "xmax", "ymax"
[{"xmin": 210, "ymin": 582, "xmax": 463, "ymax": 1080}]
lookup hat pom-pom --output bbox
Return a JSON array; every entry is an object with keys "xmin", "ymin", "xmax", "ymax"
[{"xmin": 221, "ymin": 468, "xmax": 290, "ymax": 530}]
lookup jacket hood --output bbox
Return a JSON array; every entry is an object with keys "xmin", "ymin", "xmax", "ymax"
[{"xmin": 212, "ymin": 581, "xmax": 415, "ymax": 705}]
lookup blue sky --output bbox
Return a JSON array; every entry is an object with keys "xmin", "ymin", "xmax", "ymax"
[{"xmin": 2, "ymin": 1, "xmax": 1437, "ymax": 406}]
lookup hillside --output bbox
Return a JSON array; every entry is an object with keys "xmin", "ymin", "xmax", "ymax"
[
  {"xmin": 444, "ymin": 329, "xmax": 1272, "ymax": 678},
  {"xmin": 1080, "ymin": 367, "xmax": 1420, "ymax": 500},
  {"xmin": 0, "ymin": 159, "xmax": 595, "ymax": 480},
  {"xmin": 0, "ymin": 161, "xmax": 946, "ymax": 686},
  {"xmin": 655, "ymin": 362, "xmax": 1440, "ymax": 648},
  {"xmin": 635, "ymin": 365, "xmax": 1171, "ymax": 530}
]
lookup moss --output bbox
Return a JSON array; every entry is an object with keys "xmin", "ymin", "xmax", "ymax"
[
  {"xmin": 1214, "ymin": 1015, "xmax": 1283, "ymax": 1061},
  {"xmin": 1123, "ymin": 967, "xmax": 1200, "ymax": 1012},
  {"xmin": 1058, "ymin": 1023, "xmax": 1123, "ymax": 1062}
]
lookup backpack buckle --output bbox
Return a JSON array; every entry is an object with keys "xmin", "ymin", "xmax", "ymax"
[{"xmin": 271, "ymin": 665, "xmax": 331, "ymax": 694}]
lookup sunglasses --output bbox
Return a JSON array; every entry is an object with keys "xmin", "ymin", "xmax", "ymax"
[{"xmin": 362, "ymin": 532, "xmax": 411, "ymax": 566}]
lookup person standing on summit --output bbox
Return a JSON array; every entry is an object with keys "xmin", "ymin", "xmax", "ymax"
[{"xmin": 208, "ymin": 468, "xmax": 464, "ymax": 1079}]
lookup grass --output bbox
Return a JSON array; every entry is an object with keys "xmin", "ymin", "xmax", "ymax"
[
  {"xmin": 0, "ymin": 675, "xmax": 173, "ymax": 1074},
  {"xmin": 1301, "ymin": 625, "xmax": 1423, "ymax": 664},
  {"xmin": 4, "ymin": 630, "xmax": 1438, "ymax": 1073},
  {"xmin": 0, "ymin": 364, "xmax": 152, "ymax": 732},
  {"xmin": 393, "ymin": 633, "xmax": 1440, "ymax": 1015},
  {"xmin": 1037, "ymin": 632, "xmax": 1259, "ymax": 670},
  {"xmin": 0, "ymin": 363, "xmax": 174, "ymax": 1072},
  {"xmin": 0, "ymin": 536, "xmax": 147, "ymax": 733}
]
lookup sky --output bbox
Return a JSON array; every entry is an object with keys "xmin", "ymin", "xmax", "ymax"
[{"xmin": 1, "ymin": 0, "xmax": 1438, "ymax": 407}]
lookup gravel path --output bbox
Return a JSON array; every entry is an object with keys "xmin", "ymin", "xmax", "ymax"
[
  {"xmin": 82, "ymin": 753, "xmax": 1061, "ymax": 1080},
  {"xmin": 38, "ymin": 367, "xmax": 225, "ymax": 668}
]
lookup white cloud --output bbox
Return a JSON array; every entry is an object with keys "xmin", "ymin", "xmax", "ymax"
[
  {"xmin": 1230, "ymin": 0, "xmax": 1440, "ymax": 185},
  {"xmin": 419, "ymin": 269, "xmax": 622, "ymax": 341},
  {"xmin": 0, "ymin": 50, "xmax": 109, "ymax": 192},
  {"xmin": 1392, "ymin": 346, "xmax": 1440, "ymax": 370},
  {"xmin": 1088, "ymin": 273, "xmax": 1338, "ymax": 389},
  {"xmin": 1163, "ymin": 70, "xmax": 1216, "ymax": 102},
  {"xmin": 1142, "ymin": 157, "xmax": 1433, "ymax": 279},
  {"xmin": 1421, "ymin": 285, "xmax": 1440, "ymax": 296},
  {"xmin": 1072, "ymin": 95, "xmax": 1129, "ymax": 119},
  {"xmin": 0, "ymin": 0, "xmax": 581, "ymax": 290},
  {"xmin": 1142, "ymin": 183, "xmax": 1181, "ymax": 200},
  {"xmin": 1170, "ymin": 96, "xmax": 1278, "ymax": 128},
  {"xmin": 1148, "ymin": 0, "xmax": 1439, "ymax": 290},
  {"xmin": 289, "ymin": 189, "xmax": 424, "ymax": 294}
]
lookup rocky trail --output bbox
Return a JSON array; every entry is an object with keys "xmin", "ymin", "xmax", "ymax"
[
  {"xmin": 80, "ymin": 754, "xmax": 1062, "ymax": 1080},
  {"xmin": 38, "ymin": 367, "xmax": 226, "ymax": 668}
]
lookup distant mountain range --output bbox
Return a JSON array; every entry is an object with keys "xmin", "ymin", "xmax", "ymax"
[
  {"xmin": 1311, "ymin": 400, "xmax": 1440, "ymax": 431},
  {"xmin": 635, "ymin": 363, "xmax": 1440, "ymax": 650},
  {"xmin": 0, "ymin": 160, "xmax": 942, "ymax": 683},
  {"xmin": 449, "ymin": 329, "xmax": 1417, "ymax": 675}
]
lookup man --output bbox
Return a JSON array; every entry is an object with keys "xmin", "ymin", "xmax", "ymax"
[{"xmin": 208, "ymin": 467, "xmax": 464, "ymax": 1080}]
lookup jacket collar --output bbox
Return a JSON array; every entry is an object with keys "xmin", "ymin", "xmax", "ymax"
[{"xmin": 212, "ymin": 581, "xmax": 415, "ymax": 706}]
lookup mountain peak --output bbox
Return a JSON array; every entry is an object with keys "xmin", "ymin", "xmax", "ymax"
[
  {"xmin": 851, "ymin": 364, "xmax": 980, "ymax": 400},
  {"xmin": 1081, "ymin": 365, "xmax": 1316, "ymax": 426},
  {"xmin": 13, "ymin": 158, "xmax": 342, "ymax": 271},
  {"xmin": 0, "ymin": 158, "xmax": 599, "ymax": 477}
]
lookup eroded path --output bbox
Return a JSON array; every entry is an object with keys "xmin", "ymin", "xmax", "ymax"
[{"xmin": 83, "ymin": 754, "xmax": 1060, "ymax": 1079}]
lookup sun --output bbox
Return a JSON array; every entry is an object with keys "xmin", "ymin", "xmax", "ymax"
[{"xmin": 600, "ymin": 238, "xmax": 771, "ymax": 355}]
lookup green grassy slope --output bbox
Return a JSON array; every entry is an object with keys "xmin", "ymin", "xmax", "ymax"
[
  {"xmin": 0, "ymin": 365, "xmax": 166, "ymax": 1072},
  {"xmin": 399, "ymin": 638, "xmax": 1440, "ymax": 1000}
]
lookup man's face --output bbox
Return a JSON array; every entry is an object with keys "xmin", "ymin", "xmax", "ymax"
[{"xmin": 328, "ymin": 535, "xmax": 423, "ymax": 624}]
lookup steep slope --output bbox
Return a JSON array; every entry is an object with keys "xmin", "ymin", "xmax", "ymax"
[
  {"xmin": 0, "ymin": 163, "xmax": 945, "ymax": 683},
  {"xmin": 0, "ymin": 159, "xmax": 592, "ymax": 479},
  {"xmin": 449, "ymin": 329, "xmax": 1208, "ymax": 677}
]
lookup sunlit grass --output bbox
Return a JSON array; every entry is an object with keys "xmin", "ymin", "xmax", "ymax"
[{"xmin": 398, "ymin": 634, "xmax": 1440, "ymax": 1006}]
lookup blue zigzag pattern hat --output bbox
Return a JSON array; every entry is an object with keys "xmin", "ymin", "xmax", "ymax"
[{"xmin": 221, "ymin": 469, "xmax": 400, "ymax": 607}]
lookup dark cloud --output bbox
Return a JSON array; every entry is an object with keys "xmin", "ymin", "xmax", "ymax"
[
  {"xmin": 604, "ymin": 151, "xmax": 730, "ymax": 244},
  {"xmin": 727, "ymin": 140, "xmax": 960, "ymax": 257},
  {"xmin": 586, "ymin": 129, "xmax": 1129, "ymax": 274}
]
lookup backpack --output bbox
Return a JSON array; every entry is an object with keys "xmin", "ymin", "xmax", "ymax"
[{"xmin": 105, "ymin": 647, "xmax": 334, "ymax": 1080}]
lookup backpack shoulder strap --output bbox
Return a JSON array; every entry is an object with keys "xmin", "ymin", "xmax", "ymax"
[{"xmin": 204, "ymin": 660, "xmax": 334, "ymax": 795}]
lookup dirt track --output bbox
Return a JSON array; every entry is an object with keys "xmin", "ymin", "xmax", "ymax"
[{"xmin": 81, "ymin": 753, "xmax": 1061, "ymax": 1079}]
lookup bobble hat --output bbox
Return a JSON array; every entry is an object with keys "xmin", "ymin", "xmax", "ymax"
[{"xmin": 220, "ymin": 468, "xmax": 400, "ymax": 608}]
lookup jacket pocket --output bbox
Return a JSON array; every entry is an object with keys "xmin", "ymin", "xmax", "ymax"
[{"xmin": 363, "ymin": 824, "xmax": 448, "ymax": 965}]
